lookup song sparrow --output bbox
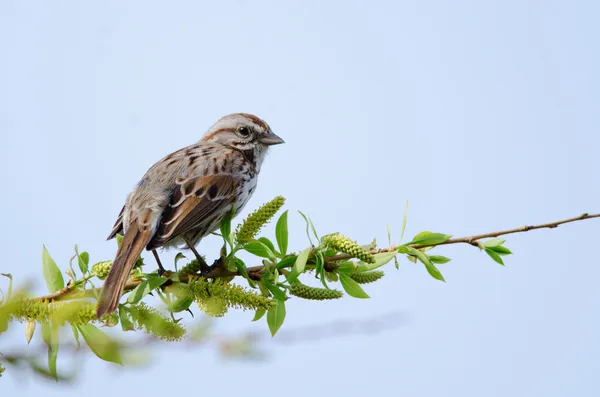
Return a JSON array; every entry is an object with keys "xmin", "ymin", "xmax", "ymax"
[{"xmin": 96, "ymin": 113, "xmax": 284, "ymax": 318}]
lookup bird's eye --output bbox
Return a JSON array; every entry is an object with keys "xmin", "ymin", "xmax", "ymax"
[{"xmin": 238, "ymin": 126, "xmax": 251, "ymax": 137}]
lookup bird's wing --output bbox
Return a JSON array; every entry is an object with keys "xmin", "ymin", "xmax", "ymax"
[
  {"xmin": 146, "ymin": 173, "xmax": 241, "ymax": 250},
  {"xmin": 107, "ymin": 205, "xmax": 125, "ymax": 240}
]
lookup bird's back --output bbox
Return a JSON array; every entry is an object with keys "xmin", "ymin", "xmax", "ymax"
[{"xmin": 108, "ymin": 141, "xmax": 258, "ymax": 250}]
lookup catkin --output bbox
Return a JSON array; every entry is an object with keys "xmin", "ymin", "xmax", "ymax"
[{"xmin": 321, "ymin": 233, "xmax": 376, "ymax": 263}]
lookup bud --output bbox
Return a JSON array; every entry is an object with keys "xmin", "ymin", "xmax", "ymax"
[
  {"xmin": 179, "ymin": 259, "xmax": 204, "ymax": 275},
  {"xmin": 25, "ymin": 320, "xmax": 36, "ymax": 344},
  {"xmin": 92, "ymin": 260, "xmax": 113, "ymax": 280}
]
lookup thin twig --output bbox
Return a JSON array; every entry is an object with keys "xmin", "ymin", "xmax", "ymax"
[
  {"xmin": 413, "ymin": 212, "xmax": 599, "ymax": 248},
  {"xmin": 325, "ymin": 212, "xmax": 599, "ymax": 261}
]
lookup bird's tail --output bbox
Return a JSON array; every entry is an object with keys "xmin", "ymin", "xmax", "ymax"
[{"xmin": 96, "ymin": 226, "xmax": 152, "ymax": 318}]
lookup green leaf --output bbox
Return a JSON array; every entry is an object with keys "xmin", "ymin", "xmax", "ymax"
[
  {"xmin": 275, "ymin": 255, "xmax": 297, "ymax": 270},
  {"xmin": 356, "ymin": 251, "xmax": 397, "ymax": 272},
  {"xmin": 298, "ymin": 211, "xmax": 314, "ymax": 245},
  {"xmin": 118, "ymin": 305, "xmax": 134, "ymax": 331},
  {"xmin": 173, "ymin": 253, "xmax": 187, "ymax": 270},
  {"xmin": 41, "ymin": 322, "xmax": 59, "ymax": 381},
  {"xmin": 487, "ymin": 245, "xmax": 512, "ymax": 255},
  {"xmin": 324, "ymin": 271, "xmax": 339, "ymax": 282},
  {"xmin": 406, "ymin": 247, "xmax": 446, "ymax": 282},
  {"xmin": 78, "ymin": 253, "xmax": 89, "ymax": 275},
  {"xmin": 406, "ymin": 232, "xmax": 452, "ymax": 246},
  {"xmin": 71, "ymin": 324, "xmax": 80, "ymax": 350},
  {"xmin": 267, "ymin": 299, "xmax": 286, "ymax": 336},
  {"xmin": 308, "ymin": 216, "xmax": 319, "ymax": 243},
  {"xmin": 1, "ymin": 273, "xmax": 13, "ymax": 301},
  {"xmin": 231, "ymin": 257, "xmax": 255, "ymax": 288},
  {"xmin": 289, "ymin": 247, "xmax": 310, "ymax": 281},
  {"xmin": 258, "ymin": 237, "xmax": 277, "ymax": 255},
  {"xmin": 252, "ymin": 308, "xmax": 266, "ymax": 322},
  {"xmin": 399, "ymin": 200, "xmax": 408, "ymax": 243},
  {"xmin": 337, "ymin": 261, "xmax": 357, "ymax": 274},
  {"xmin": 219, "ymin": 211, "xmax": 232, "ymax": 245},
  {"xmin": 116, "ymin": 234, "xmax": 123, "ymax": 247},
  {"xmin": 74, "ymin": 245, "xmax": 90, "ymax": 275},
  {"xmin": 360, "ymin": 238, "xmax": 377, "ymax": 252},
  {"xmin": 397, "ymin": 246, "xmax": 409, "ymax": 254},
  {"xmin": 429, "ymin": 255, "xmax": 452, "ymax": 264},
  {"xmin": 77, "ymin": 324, "xmax": 122, "ymax": 364},
  {"xmin": 339, "ymin": 273, "xmax": 370, "ymax": 299},
  {"xmin": 483, "ymin": 239, "xmax": 506, "ymax": 248},
  {"xmin": 275, "ymin": 210, "xmax": 289, "ymax": 256},
  {"xmin": 169, "ymin": 294, "xmax": 194, "ymax": 313},
  {"xmin": 262, "ymin": 279, "xmax": 287, "ymax": 301},
  {"xmin": 314, "ymin": 251, "xmax": 328, "ymax": 289},
  {"xmin": 126, "ymin": 277, "xmax": 168, "ymax": 304},
  {"xmin": 244, "ymin": 241, "xmax": 276, "ymax": 259},
  {"xmin": 412, "ymin": 231, "xmax": 432, "ymax": 241},
  {"xmin": 29, "ymin": 363, "xmax": 72, "ymax": 382},
  {"xmin": 423, "ymin": 261, "xmax": 445, "ymax": 281},
  {"xmin": 485, "ymin": 248, "xmax": 505, "ymax": 265},
  {"xmin": 156, "ymin": 288, "xmax": 170, "ymax": 307},
  {"xmin": 42, "ymin": 246, "xmax": 64, "ymax": 293}
]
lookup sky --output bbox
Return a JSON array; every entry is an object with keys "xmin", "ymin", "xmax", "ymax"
[{"xmin": 1, "ymin": 0, "xmax": 599, "ymax": 396}]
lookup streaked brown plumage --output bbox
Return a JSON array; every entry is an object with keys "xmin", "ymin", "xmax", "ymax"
[{"xmin": 97, "ymin": 113, "xmax": 284, "ymax": 318}]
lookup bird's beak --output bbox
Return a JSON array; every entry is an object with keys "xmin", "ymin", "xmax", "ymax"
[{"xmin": 259, "ymin": 131, "xmax": 285, "ymax": 146}]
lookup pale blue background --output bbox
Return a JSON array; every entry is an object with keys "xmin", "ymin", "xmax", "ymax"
[{"xmin": 1, "ymin": 1, "xmax": 599, "ymax": 396}]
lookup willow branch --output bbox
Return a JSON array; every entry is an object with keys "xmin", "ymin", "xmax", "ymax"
[
  {"xmin": 412, "ymin": 212, "xmax": 599, "ymax": 248},
  {"xmin": 326, "ymin": 212, "xmax": 599, "ymax": 261},
  {"xmin": 32, "ymin": 279, "xmax": 143, "ymax": 302},
  {"xmin": 30, "ymin": 212, "xmax": 599, "ymax": 302}
]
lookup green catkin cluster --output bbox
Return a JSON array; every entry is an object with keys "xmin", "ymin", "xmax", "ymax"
[
  {"xmin": 128, "ymin": 302, "xmax": 185, "ymax": 341},
  {"xmin": 321, "ymin": 233, "xmax": 376, "ymax": 264},
  {"xmin": 235, "ymin": 196, "xmax": 286, "ymax": 244},
  {"xmin": 92, "ymin": 260, "xmax": 113, "ymax": 280},
  {"xmin": 179, "ymin": 259, "xmax": 203, "ymax": 275},
  {"xmin": 12, "ymin": 300, "xmax": 97, "ymax": 325},
  {"xmin": 189, "ymin": 278, "xmax": 274, "ymax": 312},
  {"xmin": 289, "ymin": 283, "xmax": 344, "ymax": 300},
  {"xmin": 349, "ymin": 270, "xmax": 385, "ymax": 284}
]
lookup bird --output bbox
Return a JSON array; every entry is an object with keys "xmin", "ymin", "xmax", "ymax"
[{"xmin": 96, "ymin": 113, "xmax": 284, "ymax": 318}]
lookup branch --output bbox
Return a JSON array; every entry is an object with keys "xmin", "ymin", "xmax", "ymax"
[
  {"xmin": 32, "ymin": 279, "xmax": 143, "ymax": 302},
  {"xmin": 30, "ymin": 212, "xmax": 599, "ymax": 302},
  {"xmin": 326, "ymin": 212, "xmax": 600, "ymax": 261},
  {"xmin": 413, "ymin": 212, "xmax": 599, "ymax": 248}
]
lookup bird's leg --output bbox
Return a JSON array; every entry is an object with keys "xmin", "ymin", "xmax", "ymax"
[
  {"xmin": 184, "ymin": 237, "xmax": 209, "ymax": 274},
  {"xmin": 152, "ymin": 250, "xmax": 166, "ymax": 276}
]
